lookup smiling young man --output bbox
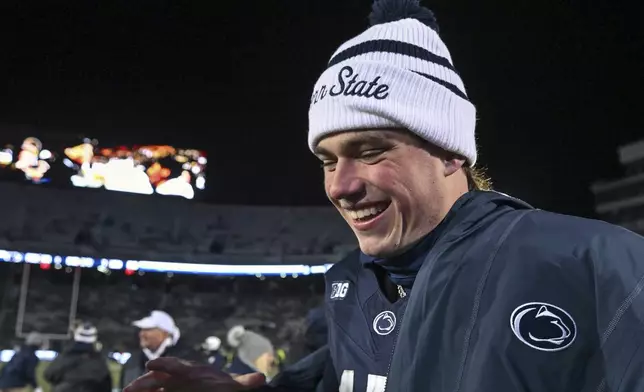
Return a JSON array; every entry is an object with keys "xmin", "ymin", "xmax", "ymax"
[
  {"xmin": 314, "ymin": 129, "xmax": 475, "ymax": 258},
  {"xmin": 306, "ymin": 0, "xmax": 644, "ymax": 390},
  {"xmin": 123, "ymin": 0, "xmax": 644, "ymax": 391},
  {"xmin": 312, "ymin": 128, "xmax": 481, "ymax": 391}
]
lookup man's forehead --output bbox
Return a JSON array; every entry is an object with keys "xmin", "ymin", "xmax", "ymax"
[
  {"xmin": 141, "ymin": 327, "xmax": 163, "ymax": 332},
  {"xmin": 314, "ymin": 129, "xmax": 402, "ymax": 154}
]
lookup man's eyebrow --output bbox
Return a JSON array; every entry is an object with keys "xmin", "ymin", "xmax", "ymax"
[
  {"xmin": 313, "ymin": 145, "xmax": 330, "ymax": 156},
  {"xmin": 314, "ymin": 132, "xmax": 391, "ymax": 156}
]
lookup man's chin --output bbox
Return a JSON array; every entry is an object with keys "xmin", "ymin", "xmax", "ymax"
[
  {"xmin": 358, "ymin": 234, "xmax": 415, "ymax": 258},
  {"xmin": 358, "ymin": 239, "xmax": 397, "ymax": 258}
]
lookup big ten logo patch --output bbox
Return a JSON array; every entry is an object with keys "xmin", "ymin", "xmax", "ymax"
[{"xmin": 330, "ymin": 281, "xmax": 350, "ymax": 300}]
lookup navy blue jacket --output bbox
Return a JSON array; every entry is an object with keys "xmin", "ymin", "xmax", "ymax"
[
  {"xmin": 387, "ymin": 191, "xmax": 644, "ymax": 392},
  {"xmin": 286, "ymin": 305, "xmax": 328, "ymax": 366},
  {"xmin": 43, "ymin": 342, "xmax": 112, "ymax": 392},
  {"xmin": 226, "ymin": 356, "xmax": 258, "ymax": 376},
  {"xmin": 270, "ymin": 191, "xmax": 644, "ymax": 392},
  {"xmin": 207, "ymin": 351, "xmax": 228, "ymax": 371},
  {"xmin": 304, "ymin": 306, "xmax": 328, "ymax": 354},
  {"xmin": 0, "ymin": 344, "xmax": 39, "ymax": 389},
  {"xmin": 269, "ymin": 346, "xmax": 334, "ymax": 392}
]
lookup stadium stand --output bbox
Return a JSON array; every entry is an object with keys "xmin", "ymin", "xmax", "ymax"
[
  {"xmin": 0, "ymin": 182, "xmax": 355, "ymax": 263},
  {"xmin": 0, "ymin": 182, "xmax": 352, "ymax": 365}
]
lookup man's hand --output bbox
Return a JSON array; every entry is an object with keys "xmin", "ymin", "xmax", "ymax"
[{"xmin": 123, "ymin": 357, "xmax": 267, "ymax": 392}]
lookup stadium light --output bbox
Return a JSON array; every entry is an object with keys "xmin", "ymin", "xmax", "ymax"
[
  {"xmin": 0, "ymin": 249, "xmax": 334, "ymax": 276},
  {"xmin": 0, "ymin": 349, "xmax": 131, "ymax": 364}
]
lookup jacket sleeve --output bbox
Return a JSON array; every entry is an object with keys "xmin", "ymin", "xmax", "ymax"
[
  {"xmin": 100, "ymin": 370, "xmax": 113, "ymax": 392},
  {"xmin": 23, "ymin": 354, "xmax": 39, "ymax": 388},
  {"xmin": 120, "ymin": 355, "xmax": 141, "ymax": 389},
  {"xmin": 258, "ymin": 345, "xmax": 336, "ymax": 392},
  {"xmin": 43, "ymin": 353, "xmax": 70, "ymax": 385},
  {"xmin": 591, "ymin": 227, "xmax": 644, "ymax": 391}
]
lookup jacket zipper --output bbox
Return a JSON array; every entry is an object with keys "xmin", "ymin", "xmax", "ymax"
[
  {"xmin": 381, "ymin": 243, "xmax": 450, "ymax": 392},
  {"xmin": 383, "ymin": 285, "xmax": 407, "ymax": 392}
]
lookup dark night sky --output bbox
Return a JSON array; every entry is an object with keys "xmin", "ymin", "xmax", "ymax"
[{"xmin": 1, "ymin": 0, "xmax": 642, "ymax": 217}]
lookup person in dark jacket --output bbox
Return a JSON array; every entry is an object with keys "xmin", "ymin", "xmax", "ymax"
[
  {"xmin": 300, "ymin": 306, "xmax": 327, "ymax": 361},
  {"xmin": 43, "ymin": 322, "xmax": 111, "ymax": 392},
  {"xmin": 120, "ymin": 310, "xmax": 205, "ymax": 389},
  {"xmin": 285, "ymin": 306, "xmax": 327, "ymax": 367},
  {"xmin": 122, "ymin": 0, "xmax": 644, "ymax": 391},
  {"xmin": 201, "ymin": 336, "xmax": 227, "ymax": 371},
  {"xmin": 225, "ymin": 326, "xmax": 276, "ymax": 379},
  {"xmin": 0, "ymin": 333, "xmax": 43, "ymax": 392}
]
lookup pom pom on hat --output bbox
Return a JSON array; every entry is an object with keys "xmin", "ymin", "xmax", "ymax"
[
  {"xmin": 308, "ymin": 0, "xmax": 477, "ymax": 165},
  {"xmin": 227, "ymin": 325, "xmax": 246, "ymax": 348},
  {"xmin": 369, "ymin": 0, "xmax": 439, "ymax": 32},
  {"xmin": 74, "ymin": 322, "xmax": 97, "ymax": 344}
]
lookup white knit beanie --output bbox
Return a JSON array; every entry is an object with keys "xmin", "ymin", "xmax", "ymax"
[
  {"xmin": 227, "ymin": 326, "xmax": 274, "ymax": 370},
  {"xmin": 308, "ymin": 0, "xmax": 477, "ymax": 165},
  {"xmin": 74, "ymin": 322, "xmax": 97, "ymax": 344}
]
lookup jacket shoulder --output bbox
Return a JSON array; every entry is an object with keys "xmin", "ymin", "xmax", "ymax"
[
  {"xmin": 495, "ymin": 209, "xmax": 644, "ymax": 300},
  {"xmin": 324, "ymin": 248, "xmax": 361, "ymax": 283},
  {"xmin": 508, "ymin": 210, "xmax": 644, "ymax": 381},
  {"xmin": 168, "ymin": 342, "xmax": 206, "ymax": 363},
  {"xmin": 507, "ymin": 209, "xmax": 640, "ymax": 259}
]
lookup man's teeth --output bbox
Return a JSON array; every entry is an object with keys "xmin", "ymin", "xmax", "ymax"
[{"xmin": 348, "ymin": 206, "xmax": 384, "ymax": 220}]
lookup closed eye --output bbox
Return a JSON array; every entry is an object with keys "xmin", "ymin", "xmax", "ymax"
[
  {"xmin": 321, "ymin": 160, "xmax": 337, "ymax": 171},
  {"xmin": 359, "ymin": 149, "xmax": 386, "ymax": 163}
]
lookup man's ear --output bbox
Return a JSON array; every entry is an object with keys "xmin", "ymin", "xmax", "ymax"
[{"xmin": 443, "ymin": 156, "xmax": 466, "ymax": 177}]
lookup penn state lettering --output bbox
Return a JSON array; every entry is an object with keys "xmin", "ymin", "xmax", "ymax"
[{"xmin": 311, "ymin": 66, "xmax": 390, "ymax": 105}]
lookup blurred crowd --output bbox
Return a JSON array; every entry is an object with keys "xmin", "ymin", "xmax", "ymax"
[
  {"xmin": 0, "ymin": 182, "xmax": 355, "ymax": 262},
  {"xmin": 0, "ymin": 181, "xmax": 340, "ymax": 391},
  {"xmin": 0, "ymin": 263, "xmax": 327, "ymax": 391}
]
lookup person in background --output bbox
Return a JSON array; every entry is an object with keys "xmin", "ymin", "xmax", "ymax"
[
  {"xmin": 0, "ymin": 332, "xmax": 43, "ymax": 392},
  {"xmin": 202, "ymin": 336, "xmax": 227, "ymax": 371},
  {"xmin": 226, "ymin": 326, "xmax": 276, "ymax": 379},
  {"xmin": 287, "ymin": 306, "xmax": 327, "ymax": 365},
  {"xmin": 43, "ymin": 322, "xmax": 111, "ymax": 392},
  {"xmin": 273, "ymin": 348, "xmax": 287, "ymax": 373},
  {"xmin": 120, "ymin": 310, "xmax": 203, "ymax": 388}
]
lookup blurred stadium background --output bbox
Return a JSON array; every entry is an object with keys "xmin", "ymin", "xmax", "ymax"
[{"xmin": 0, "ymin": 131, "xmax": 356, "ymax": 391}]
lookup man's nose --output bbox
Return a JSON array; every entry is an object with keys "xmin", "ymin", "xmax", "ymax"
[{"xmin": 326, "ymin": 160, "xmax": 365, "ymax": 202}]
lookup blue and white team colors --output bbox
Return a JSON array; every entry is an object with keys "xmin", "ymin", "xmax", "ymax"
[
  {"xmin": 307, "ymin": 191, "xmax": 644, "ymax": 392},
  {"xmin": 326, "ymin": 263, "xmax": 406, "ymax": 392}
]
